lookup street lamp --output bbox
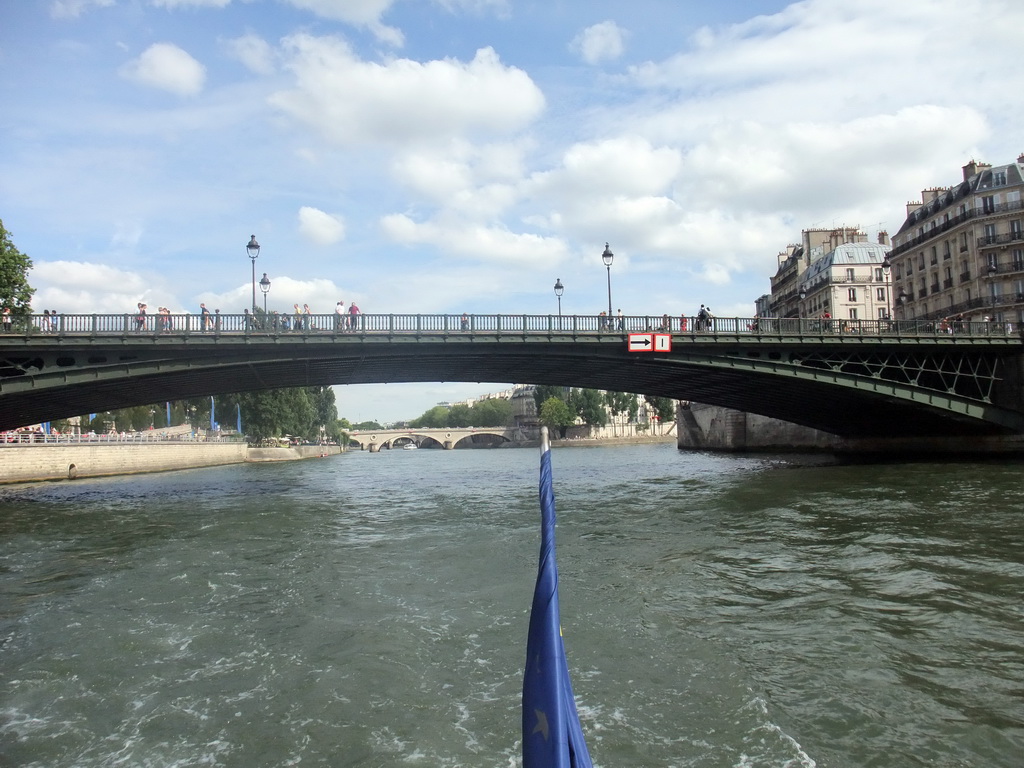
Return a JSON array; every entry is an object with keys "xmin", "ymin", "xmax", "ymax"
[
  {"xmin": 987, "ymin": 261, "xmax": 997, "ymax": 322},
  {"xmin": 259, "ymin": 272, "xmax": 271, "ymax": 315},
  {"xmin": 880, "ymin": 254, "xmax": 892, "ymax": 320},
  {"xmin": 553, "ymin": 278, "xmax": 564, "ymax": 319},
  {"xmin": 246, "ymin": 235, "xmax": 260, "ymax": 311},
  {"xmin": 601, "ymin": 243, "xmax": 614, "ymax": 321}
]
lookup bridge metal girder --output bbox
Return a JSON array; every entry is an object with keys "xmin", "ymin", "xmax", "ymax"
[{"xmin": 1, "ymin": 335, "xmax": 1022, "ymax": 437}]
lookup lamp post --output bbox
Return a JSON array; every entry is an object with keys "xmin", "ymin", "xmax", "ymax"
[
  {"xmin": 601, "ymin": 243, "xmax": 614, "ymax": 322},
  {"xmin": 987, "ymin": 261, "xmax": 997, "ymax": 324},
  {"xmin": 553, "ymin": 278, "xmax": 564, "ymax": 320},
  {"xmin": 259, "ymin": 272, "xmax": 271, "ymax": 315},
  {"xmin": 880, "ymin": 254, "xmax": 892, "ymax": 321},
  {"xmin": 246, "ymin": 235, "xmax": 260, "ymax": 312}
]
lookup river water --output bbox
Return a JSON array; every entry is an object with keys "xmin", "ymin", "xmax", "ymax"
[{"xmin": 1, "ymin": 444, "xmax": 1022, "ymax": 767}]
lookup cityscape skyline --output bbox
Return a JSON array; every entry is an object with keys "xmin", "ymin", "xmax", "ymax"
[{"xmin": 3, "ymin": 0, "xmax": 1022, "ymax": 422}]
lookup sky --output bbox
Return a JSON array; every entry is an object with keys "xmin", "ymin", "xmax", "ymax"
[{"xmin": 2, "ymin": 0, "xmax": 1022, "ymax": 424}]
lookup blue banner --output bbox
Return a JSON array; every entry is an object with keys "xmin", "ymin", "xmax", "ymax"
[
  {"xmin": 236, "ymin": 403, "xmax": 242, "ymax": 434},
  {"xmin": 210, "ymin": 396, "xmax": 215, "ymax": 429},
  {"xmin": 166, "ymin": 402, "xmax": 171, "ymax": 426},
  {"xmin": 522, "ymin": 428, "xmax": 593, "ymax": 768}
]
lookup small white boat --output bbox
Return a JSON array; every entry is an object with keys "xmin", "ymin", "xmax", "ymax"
[{"xmin": 402, "ymin": 443, "xmax": 417, "ymax": 450}]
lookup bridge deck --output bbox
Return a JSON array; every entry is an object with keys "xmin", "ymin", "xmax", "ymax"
[{"xmin": 2, "ymin": 314, "xmax": 1022, "ymax": 439}]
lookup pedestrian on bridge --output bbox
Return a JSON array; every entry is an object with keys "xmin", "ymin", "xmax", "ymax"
[
  {"xmin": 348, "ymin": 302, "xmax": 361, "ymax": 331},
  {"xmin": 335, "ymin": 301, "xmax": 345, "ymax": 331}
]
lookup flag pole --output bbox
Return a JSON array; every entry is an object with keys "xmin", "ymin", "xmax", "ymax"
[{"xmin": 523, "ymin": 424, "xmax": 593, "ymax": 768}]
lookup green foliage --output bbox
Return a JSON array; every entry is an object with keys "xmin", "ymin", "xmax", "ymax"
[
  {"xmin": 410, "ymin": 405, "xmax": 451, "ymax": 428},
  {"xmin": 533, "ymin": 384, "xmax": 567, "ymax": 411},
  {"xmin": 645, "ymin": 395, "xmax": 676, "ymax": 423},
  {"xmin": 472, "ymin": 397, "xmax": 512, "ymax": 427},
  {"xmin": 538, "ymin": 397, "xmax": 575, "ymax": 437},
  {"xmin": 352, "ymin": 420, "xmax": 383, "ymax": 430},
  {"xmin": 448, "ymin": 403, "xmax": 473, "ymax": 427},
  {"xmin": 0, "ymin": 219, "xmax": 35, "ymax": 315},
  {"xmin": 409, "ymin": 396, "xmax": 514, "ymax": 429},
  {"xmin": 569, "ymin": 388, "xmax": 607, "ymax": 427}
]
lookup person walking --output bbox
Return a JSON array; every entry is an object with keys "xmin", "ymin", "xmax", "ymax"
[
  {"xmin": 335, "ymin": 301, "xmax": 345, "ymax": 331},
  {"xmin": 200, "ymin": 303, "xmax": 212, "ymax": 332},
  {"xmin": 348, "ymin": 302, "xmax": 361, "ymax": 331}
]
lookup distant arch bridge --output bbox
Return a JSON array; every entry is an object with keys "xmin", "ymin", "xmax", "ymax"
[
  {"xmin": 347, "ymin": 427, "xmax": 519, "ymax": 451},
  {"xmin": 1, "ymin": 312, "xmax": 1023, "ymax": 441}
]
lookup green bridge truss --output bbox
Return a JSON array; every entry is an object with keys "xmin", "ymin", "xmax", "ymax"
[{"xmin": 1, "ymin": 313, "xmax": 1022, "ymax": 437}]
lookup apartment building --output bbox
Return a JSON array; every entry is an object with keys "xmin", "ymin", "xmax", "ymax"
[
  {"xmin": 888, "ymin": 156, "xmax": 1024, "ymax": 325},
  {"xmin": 767, "ymin": 227, "xmax": 891, "ymax": 322}
]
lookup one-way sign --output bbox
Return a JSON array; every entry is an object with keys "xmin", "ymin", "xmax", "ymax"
[
  {"xmin": 627, "ymin": 333, "xmax": 672, "ymax": 352},
  {"xmin": 628, "ymin": 333, "xmax": 654, "ymax": 351}
]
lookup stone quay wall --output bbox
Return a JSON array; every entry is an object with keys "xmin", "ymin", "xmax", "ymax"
[{"xmin": 0, "ymin": 442, "xmax": 249, "ymax": 484}]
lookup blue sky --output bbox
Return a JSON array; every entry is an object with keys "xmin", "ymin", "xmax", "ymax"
[{"xmin": 2, "ymin": 0, "xmax": 1021, "ymax": 423}]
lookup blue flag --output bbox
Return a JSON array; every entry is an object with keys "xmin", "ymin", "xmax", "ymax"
[
  {"xmin": 522, "ymin": 427, "xmax": 593, "ymax": 768},
  {"xmin": 236, "ymin": 403, "xmax": 242, "ymax": 434},
  {"xmin": 210, "ymin": 396, "xmax": 215, "ymax": 429},
  {"xmin": 166, "ymin": 402, "xmax": 171, "ymax": 426}
]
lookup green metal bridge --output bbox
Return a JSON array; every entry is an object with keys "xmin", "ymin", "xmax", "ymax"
[{"xmin": 1, "ymin": 312, "xmax": 1023, "ymax": 438}]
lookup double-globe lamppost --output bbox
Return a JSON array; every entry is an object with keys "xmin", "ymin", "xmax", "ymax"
[
  {"xmin": 259, "ymin": 272, "xmax": 271, "ymax": 315},
  {"xmin": 246, "ymin": 235, "xmax": 260, "ymax": 312},
  {"xmin": 880, "ymin": 254, "xmax": 892, "ymax": 321},
  {"xmin": 553, "ymin": 278, "xmax": 564, "ymax": 324},
  {"xmin": 601, "ymin": 243, "xmax": 614, "ymax": 322}
]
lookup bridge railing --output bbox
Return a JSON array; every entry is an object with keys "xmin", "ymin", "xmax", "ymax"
[{"xmin": 0, "ymin": 313, "xmax": 1018, "ymax": 339}]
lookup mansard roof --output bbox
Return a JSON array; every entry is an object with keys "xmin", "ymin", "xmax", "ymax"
[{"xmin": 895, "ymin": 161, "xmax": 1024, "ymax": 237}]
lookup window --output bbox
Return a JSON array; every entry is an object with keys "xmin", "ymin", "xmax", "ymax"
[
  {"xmin": 1013, "ymin": 249, "xmax": 1024, "ymax": 271},
  {"xmin": 1011, "ymin": 220, "xmax": 1022, "ymax": 238},
  {"xmin": 876, "ymin": 287, "xmax": 886, "ymax": 301},
  {"xmin": 984, "ymin": 224, "xmax": 997, "ymax": 244},
  {"xmin": 982, "ymin": 195, "xmax": 995, "ymax": 214},
  {"xmin": 994, "ymin": 171, "xmax": 1007, "ymax": 186},
  {"xmin": 849, "ymin": 308, "xmax": 858, "ymax": 320},
  {"xmin": 845, "ymin": 268, "xmax": 855, "ymax": 282},
  {"xmin": 848, "ymin": 287, "xmax": 857, "ymax": 301}
]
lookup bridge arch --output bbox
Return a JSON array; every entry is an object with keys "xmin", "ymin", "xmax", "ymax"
[{"xmin": 2, "ymin": 313, "xmax": 1022, "ymax": 439}]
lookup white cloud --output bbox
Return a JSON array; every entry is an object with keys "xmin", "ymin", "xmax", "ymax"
[
  {"xmin": 151, "ymin": 0, "xmax": 231, "ymax": 8},
  {"xmin": 120, "ymin": 43, "xmax": 206, "ymax": 97},
  {"xmin": 225, "ymin": 33, "xmax": 276, "ymax": 75},
  {"xmin": 380, "ymin": 214, "xmax": 568, "ymax": 267},
  {"xmin": 270, "ymin": 38, "xmax": 545, "ymax": 147},
  {"xmin": 570, "ymin": 21, "xmax": 626, "ymax": 65},
  {"xmin": 298, "ymin": 207, "xmax": 346, "ymax": 245},
  {"xmin": 49, "ymin": 0, "xmax": 113, "ymax": 19},
  {"xmin": 284, "ymin": 0, "xmax": 404, "ymax": 46}
]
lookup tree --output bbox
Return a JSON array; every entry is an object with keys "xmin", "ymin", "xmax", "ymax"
[
  {"xmin": 538, "ymin": 397, "xmax": 575, "ymax": 438},
  {"xmin": 532, "ymin": 384, "xmax": 567, "ymax": 411},
  {"xmin": 569, "ymin": 388, "xmax": 607, "ymax": 427},
  {"xmin": 645, "ymin": 395, "xmax": 676, "ymax": 423},
  {"xmin": 411, "ymin": 405, "xmax": 450, "ymax": 428},
  {"xmin": 472, "ymin": 397, "xmax": 512, "ymax": 427},
  {"xmin": 0, "ymin": 219, "xmax": 35, "ymax": 317},
  {"xmin": 448, "ymin": 403, "xmax": 473, "ymax": 427}
]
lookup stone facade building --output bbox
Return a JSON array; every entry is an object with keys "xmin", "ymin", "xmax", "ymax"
[
  {"xmin": 767, "ymin": 226, "xmax": 891, "ymax": 322},
  {"xmin": 888, "ymin": 156, "xmax": 1024, "ymax": 327}
]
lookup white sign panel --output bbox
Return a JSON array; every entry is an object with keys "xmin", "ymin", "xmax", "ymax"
[{"xmin": 627, "ymin": 333, "xmax": 654, "ymax": 352}]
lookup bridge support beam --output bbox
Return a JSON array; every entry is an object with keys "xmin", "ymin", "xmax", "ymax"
[
  {"xmin": 368, "ymin": 442, "xmax": 379, "ymax": 453},
  {"xmin": 444, "ymin": 440, "xmax": 454, "ymax": 450}
]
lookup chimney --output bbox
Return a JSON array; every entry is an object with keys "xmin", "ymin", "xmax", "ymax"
[
  {"xmin": 1018, "ymin": 152, "xmax": 1024, "ymax": 164},
  {"xmin": 962, "ymin": 160, "xmax": 992, "ymax": 180},
  {"xmin": 878, "ymin": 231, "xmax": 890, "ymax": 247},
  {"xmin": 906, "ymin": 201, "xmax": 922, "ymax": 216}
]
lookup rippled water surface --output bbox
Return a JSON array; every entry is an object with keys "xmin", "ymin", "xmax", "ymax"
[{"xmin": 1, "ymin": 445, "xmax": 1022, "ymax": 766}]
